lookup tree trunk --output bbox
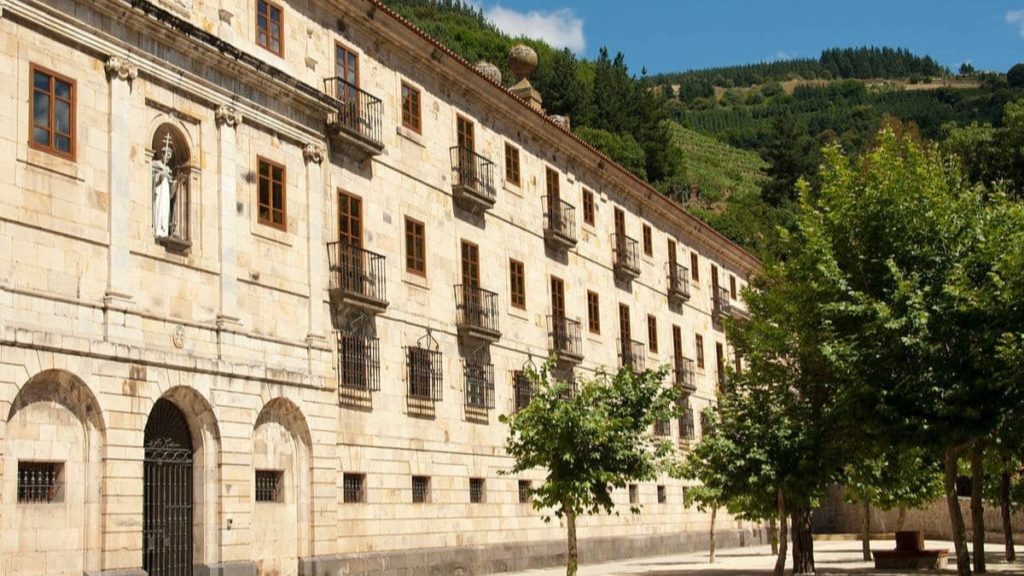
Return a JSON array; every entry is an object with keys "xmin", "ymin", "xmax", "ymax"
[
  {"xmin": 774, "ymin": 489, "xmax": 788, "ymax": 576},
  {"xmin": 566, "ymin": 509, "xmax": 578, "ymax": 576},
  {"xmin": 1002, "ymin": 467, "xmax": 1016, "ymax": 562},
  {"xmin": 945, "ymin": 445, "xmax": 972, "ymax": 576},
  {"xmin": 770, "ymin": 517, "xmax": 779, "ymax": 556},
  {"xmin": 709, "ymin": 506, "xmax": 718, "ymax": 564},
  {"xmin": 971, "ymin": 440, "xmax": 986, "ymax": 573},
  {"xmin": 897, "ymin": 506, "xmax": 907, "ymax": 532},
  {"xmin": 791, "ymin": 506, "xmax": 815, "ymax": 575},
  {"xmin": 862, "ymin": 499, "xmax": 872, "ymax": 561}
]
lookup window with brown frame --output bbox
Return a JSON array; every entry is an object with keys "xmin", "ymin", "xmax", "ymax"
[
  {"xmin": 401, "ymin": 82, "xmax": 422, "ymax": 133},
  {"xmin": 509, "ymin": 259, "xmax": 526, "ymax": 309},
  {"xmin": 643, "ymin": 224, "xmax": 653, "ymax": 256},
  {"xmin": 695, "ymin": 333, "xmax": 705, "ymax": 368},
  {"xmin": 505, "ymin": 143, "xmax": 521, "ymax": 187},
  {"xmin": 257, "ymin": 158, "xmax": 286, "ymax": 230},
  {"xmin": 582, "ymin": 189, "xmax": 595, "ymax": 225},
  {"xmin": 546, "ymin": 167, "xmax": 560, "ymax": 199},
  {"xmin": 255, "ymin": 0, "xmax": 283, "ymax": 56},
  {"xmin": 587, "ymin": 291, "xmax": 600, "ymax": 334},
  {"xmin": 691, "ymin": 252, "xmax": 700, "ymax": 282},
  {"xmin": 730, "ymin": 275, "xmax": 738, "ymax": 299},
  {"xmin": 405, "ymin": 217, "xmax": 426, "ymax": 276},
  {"xmin": 29, "ymin": 66, "xmax": 75, "ymax": 159},
  {"xmin": 647, "ymin": 315, "xmax": 658, "ymax": 353}
]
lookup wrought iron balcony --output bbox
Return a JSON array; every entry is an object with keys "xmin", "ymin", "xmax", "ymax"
[
  {"xmin": 336, "ymin": 332, "xmax": 381, "ymax": 392},
  {"xmin": 450, "ymin": 146, "xmax": 497, "ymax": 211},
  {"xmin": 618, "ymin": 338, "xmax": 646, "ymax": 370},
  {"xmin": 547, "ymin": 315, "xmax": 583, "ymax": 364},
  {"xmin": 667, "ymin": 263, "xmax": 691, "ymax": 303},
  {"xmin": 713, "ymin": 285, "xmax": 733, "ymax": 322},
  {"xmin": 323, "ymin": 77, "xmax": 384, "ymax": 156},
  {"xmin": 455, "ymin": 284, "xmax": 501, "ymax": 342},
  {"xmin": 674, "ymin": 356, "xmax": 697, "ymax": 394},
  {"xmin": 612, "ymin": 234, "xmax": 641, "ymax": 280},
  {"xmin": 464, "ymin": 359, "xmax": 496, "ymax": 410},
  {"xmin": 543, "ymin": 196, "xmax": 577, "ymax": 250},
  {"xmin": 327, "ymin": 242, "xmax": 388, "ymax": 313}
]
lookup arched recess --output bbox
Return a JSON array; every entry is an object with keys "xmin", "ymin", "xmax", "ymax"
[
  {"xmin": 4, "ymin": 369, "xmax": 106, "ymax": 574},
  {"xmin": 148, "ymin": 120, "xmax": 199, "ymax": 249},
  {"xmin": 154, "ymin": 386, "xmax": 222, "ymax": 567},
  {"xmin": 251, "ymin": 398, "xmax": 313, "ymax": 576}
]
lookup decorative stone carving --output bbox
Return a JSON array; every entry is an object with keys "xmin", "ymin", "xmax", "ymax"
[
  {"xmin": 215, "ymin": 105, "xmax": 242, "ymax": 128},
  {"xmin": 474, "ymin": 61, "xmax": 502, "ymax": 85},
  {"xmin": 172, "ymin": 325, "xmax": 186, "ymax": 349},
  {"xmin": 550, "ymin": 115, "xmax": 571, "ymax": 131},
  {"xmin": 507, "ymin": 45, "xmax": 538, "ymax": 82},
  {"xmin": 303, "ymin": 144, "xmax": 326, "ymax": 164},
  {"xmin": 104, "ymin": 56, "xmax": 138, "ymax": 82}
]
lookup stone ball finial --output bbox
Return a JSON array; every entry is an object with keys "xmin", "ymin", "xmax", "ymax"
[
  {"xmin": 508, "ymin": 44, "xmax": 538, "ymax": 82},
  {"xmin": 474, "ymin": 61, "xmax": 502, "ymax": 85}
]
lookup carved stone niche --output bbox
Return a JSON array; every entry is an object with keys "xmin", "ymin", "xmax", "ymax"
[{"xmin": 149, "ymin": 122, "xmax": 200, "ymax": 255}]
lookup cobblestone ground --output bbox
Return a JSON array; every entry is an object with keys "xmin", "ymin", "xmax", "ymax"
[{"xmin": 501, "ymin": 539, "xmax": 1024, "ymax": 575}]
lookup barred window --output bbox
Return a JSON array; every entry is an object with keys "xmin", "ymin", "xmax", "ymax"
[
  {"xmin": 343, "ymin": 473, "xmax": 365, "ymax": 503},
  {"xmin": 17, "ymin": 461, "xmax": 62, "ymax": 503},
  {"xmin": 255, "ymin": 470, "xmax": 283, "ymax": 503},
  {"xmin": 518, "ymin": 480, "xmax": 532, "ymax": 504},
  {"xmin": 654, "ymin": 419, "xmax": 671, "ymax": 437},
  {"xmin": 412, "ymin": 475, "xmax": 430, "ymax": 503},
  {"xmin": 657, "ymin": 485, "xmax": 667, "ymax": 504},
  {"xmin": 513, "ymin": 370, "xmax": 533, "ymax": 412},
  {"xmin": 408, "ymin": 347, "xmax": 442, "ymax": 401},
  {"xmin": 628, "ymin": 484, "xmax": 638, "ymax": 504},
  {"xmin": 469, "ymin": 478, "xmax": 485, "ymax": 503},
  {"xmin": 464, "ymin": 360, "xmax": 495, "ymax": 409},
  {"xmin": 679, "ymin": 402, "xmax": 696, "ymax": 441},
  {"xmin": 338, "ymin": 333, "xmax": 380, "ymax": 392}
]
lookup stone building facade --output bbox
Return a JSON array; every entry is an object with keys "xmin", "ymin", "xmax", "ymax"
[{"xmin": 0, "ymin": 0, "xmax": 760, "ymax": 574}]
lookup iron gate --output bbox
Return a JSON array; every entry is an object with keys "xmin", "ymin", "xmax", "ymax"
[{"xmin": 144, "ymin": 399, "xmax": 194, "ymax": 576}]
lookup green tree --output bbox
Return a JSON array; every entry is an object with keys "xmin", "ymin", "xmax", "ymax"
[
  {"xmin": 759, "ymin": 113, "xmax": 820, "ymax": 206},
  {"xmin": 500, "ymin": 364, "xmax": 679, "ymax": 576},
  {"xmin": 575, "ymin": 127, "xmax": 647, "ymax": 180},
  {"xmin": 1007, "ymin": 63, "xmax": 1024, "ymax": 88}
]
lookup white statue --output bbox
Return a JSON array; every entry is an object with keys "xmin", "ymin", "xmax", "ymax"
[{"xmin": 152, "ymin": 134, "xmax": 176, "ymax": 238}]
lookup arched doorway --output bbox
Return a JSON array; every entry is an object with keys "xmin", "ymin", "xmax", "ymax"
[{"xmin": 144, "ymin": 398, "xmax": 194, "ymax": 576}]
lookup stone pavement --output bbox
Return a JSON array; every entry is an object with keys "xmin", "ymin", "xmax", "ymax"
[{"xmin": 500, "ymin": 539, "xmax": 1024, "ymax": 575}]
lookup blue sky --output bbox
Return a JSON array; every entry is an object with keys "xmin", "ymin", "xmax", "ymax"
[{"xmin": 478, "ymin": 1, "xmax": 1023, "ymax": 74}]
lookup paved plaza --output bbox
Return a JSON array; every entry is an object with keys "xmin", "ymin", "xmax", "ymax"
[{"xmin": 503, "ymin": 539, "xmax": 1024, "ymax": 575}]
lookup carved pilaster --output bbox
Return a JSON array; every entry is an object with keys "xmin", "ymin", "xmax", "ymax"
[
  {"xmin": 215, "ymin": 105, "xmax": 242, "ymax": 129},
  {"xmin": 303, "ymin": 143, "xmax": 326, "ymax": 165},
  {"xmin": 104, "ymin": 56, "xmax": 139, "ymax": 83}
]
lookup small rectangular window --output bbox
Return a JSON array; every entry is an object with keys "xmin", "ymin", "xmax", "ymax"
[
  {"xmin": 546, "ymin": 167, "xmax": 560, "ymax": 198},
  {"xmin": 401, "ymin": 82, "xmax": 422, "ymax": 133},
  {"xmin": 582, "ymin": 189, "xmax": 595, "ymax": 225},
  {"xmin": 17, "ymin": 461, "xmax": 62, "ymax": 503},
  {"xmin": 412, "ymin": 475, "xmax": 431, "ymax": 503},
  {"xmin": 657, "ymin": 485, "xmax": 667, "ymax": 504},
  {"xmin": 257, "ymin": 157, "xmax": 286, "ymax": 230},
  {"xmin": 405, "ymin": 217, "xmax": 426, "ymax": 276},
  {"xmin": 643, "ymin": 224, "xmax": 653, "ymax": 256},
  {"xmin": 470, "ymin": 478, "xmax": 486, "ymax": 503},
  {"xmin": 647, "ymin": 315, "xmax": 658, "ymax": 354},
  {"xmin": 343, "ymin": 473, "xmax": 366, "ymax": 503},
  {"xmin": 505, "ymin": 143, "xmax": 521, "ymax": 187},
  {"xmin": 628, "ymin": 484, "xmax": 639, "ymax": 504},
  {"xmin": 408, "ymin": 347, "xmax": 442, "ymax": 401},
  {"xmin": 509, "ymin": 259, "xmax": 526, "ymax": 309},
  {"xmin": 255, "ymin": 0, "xmax": 284, "ymax": 56},
  {"xmin": 691, "ymin": 253, "xmax": 700, "ymax": 282},
  {"xmin": 730, "ymin": 275, "xmax": 738, "ymax": 299},
  {"xmin": 255, "ymin": 470, "xmax": 283, "ymax": 502},
  {"xmin": 29, "ymin": 66, "xmax": 75, "ymax": 159},
  {"xmin": 695, "ymin": 334, "xmax": 705, "ymax": 368},
  {"xmin": 518, "ymin": 480, "xmax": 532, "ymax": 504},
  {"xmin": 587, "ymin": 291, "xmax": 600, "ymax": 334},
  {"xmin": 513, "ymin": 370, "xmax": 533, "ymax": 412},
  {"xmin": 654, "ymin": 419, "xmax": 671, "ymax": 437}
]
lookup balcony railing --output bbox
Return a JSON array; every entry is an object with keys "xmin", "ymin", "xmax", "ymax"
[
  {"xmin": 713, "ymin": 285, "xmax": 733, "ymax": 321},
  {"xmin": 612, "ymin": 233, "xmax": 641, "ymax": 280},
  {"xmin": 667, "ymin": 263, "xmax": 691, "ymax": 302},
  {"xmin": 547, "ymin": 315, "xmax": 583, "ymax": 364},
  {"xmin": 450, "ymin": 146, "xmax": 497, "ymax": 211},
  {"xmin": 674, "ymin": 356, "xmax": 696, "ymax": 394},
  {"xmin": 455, "ymin": 284, "xmax": 501, "ymax": 341},
  {"xmin": 323, "ymin": 77, "xmax": 384, "ymax": 154},
  {"xmin": 543, "ymin": 196, "xmax": 577, "ymax": 249},
  {"xmin": 337, "ymin": 333, "xmax": 381, "ymax": 392},
  {"xmin": 328, "ymin": 242, "xmax": 388, "ymax": 312},
  {"xmin": 618, "ymin": 338, "xmax": 646, "ymax": 370},
  {"xmin": 464, "ymin": 360, "xmax": 496, "ymax": 410}
]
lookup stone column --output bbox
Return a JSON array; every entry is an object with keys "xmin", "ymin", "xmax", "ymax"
[
  {"xmin": 215, "ymin": 105, "xmax": 242, "ymax": 338},
  {"xmin": 303, "ymin": 143, "xmax": 327, "ymax": 348},
  {"xmin": 103, "ymin": 56, "xmax": 138, "ymax": 338}
]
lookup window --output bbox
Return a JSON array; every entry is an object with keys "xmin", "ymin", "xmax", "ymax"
[
  {"xmin": 412, "ymin": 476, "xmax": 431, "ymax": 503},
  {"xmin": 408, "ymin": 347, "xmax": 442, "ymax": 401},
  {"xmin": 716, "ymin": 342, "xmax": 726, "ymax": 387},
  {"xmin": 257, "ymin": 158, "xmax": 286, "ymax": 230},
  {"xmin": 657, "ymin": 485, "xmax": 667, "ymax": 504},
  {"xmin": 518, "ymin": 480, "xmax": 532, "ymax": 504},
  {"xmin": 405, "ymin": 217, "xmax": 426, "ymax": 276},
  {"xmin": 647, "ymin": 315, "xmax": 658, "ymax": 354},
  {"xmin": 457, "ymin": 115, "xmax": 475, "ymax": 152},
  {"xmin": 587, "ymin": 291, "xmax": 600, "ymax": 334},
  {"xmin": 29, "ymin": 66, "xmax": 75, "ymax": 159},
  {"xmin": 401, "ymin": 82, "xmax": 421, "ymax": 133},
  {"xmin": 513, "ymin": 370, "xmax": 533, "ymax": 412},
  {"xmin": 17, "ymin": 461, "xmax": 62, "ymax": 503},
  {"xmin": 582, "ymin": 189, "xmax": 595, "ymax": 225},
  {"xmin": 255, "ymin": 0, "xmax": 283, "ymax": 56},
  {"xmin": 505, "ymin": 143, "xmax": 521, "ymax": 187},
  {"xmin": 255, "ymin": 470, "xmax": 283, "ymax": 502},
  {"xmin": 546, "ymin": 167, "xmax": 560, "ymax": 199},
  {"xmin": 628, "ymin": 484, "xmax": 639, "ymax": 504},
  {"xmin": 343, "ymin": 473, "xmax": 366, "ymax": 503},
  {"xmin": 643, "ymin": 224, "xmax": 653, "ymax": 256},
  {"xmin": 338, "ymin": 333, "xmax": 380, "ymax": 391},
  {"xmin": 691, "ymin": 253, "xmax": 700, "ymax": 282},
  {"xmin": 654, "ymin": 419, "xmax": 671, "ymax": 437},
  {"xmin": 695, "ymin": 334, "xmax": 705, "ymax": 368},
  {"xmin": 509, "ymin": 259, "xmax": 526, "ymax": 309},
  {"xmin": 730, "ymin": 275, "xmax": 738, "ymax": 299},
  {"xmin": 470, "ymin": 478, "xmax": 486, "ymax": 503}
]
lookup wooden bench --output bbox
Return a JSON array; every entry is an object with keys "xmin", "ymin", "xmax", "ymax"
[{"xmin": 873, "ymin": 531, "xmax": 948, "ymax": 570}]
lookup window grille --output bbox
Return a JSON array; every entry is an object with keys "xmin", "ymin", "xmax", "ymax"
[
  {"xmin": 679, "ymin": 403, "xmax": 696, "ymax": 441},
  {"xmin": 412, "ymin": 476, "xmax": 430, "ymax": 503},
  {"xmin": 469, "ymin": 478, "xmax": 485, "ymax": 503},
  {"xmin": 657, "ymin": 485, "xmax": 667, "ymax": 504},
  {"xmin": 338, "ymin": 332, "xmax": 380, "ymax": 392},
  {"xmin": 343, "ymin": 473, "xmax": 365, "ymax": 503},
  {"xmin": 513, "ymin": 370, "xmax": 533, "ymax": 412},
  {"xmin": 464, "ymin": 360, "xmax": 495, "ymax": 409},
  {"xmin": 628, "ymin": 484, "xmax": 638, "ymax": 504},
  {"xmin": 654, "ymin": 419, "xmax": 671, "ymax": 437},
  {"xmin": 17, "ymin": 461, "xmax": 61, "ymax": 503},
  {"xmin": 407, "ymin": 347, "xmax": 443, "ymax": 401},
  {"xmin": 518, "ymin": 480, "xmax": 532, "ymax": 504},
  {"xmin": 255, "ymin": 470, "xmax": 282, "ymax": 502}
]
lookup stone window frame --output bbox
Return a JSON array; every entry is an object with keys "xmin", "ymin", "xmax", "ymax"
[
  {"xmin": 29, "ymin": 64, "xmax": 76, "ymax": 161},
  {"xmin": 400, "ymin": 81, "xmax": 422, "ymax": 134},
  {"xmin": 256, "ymin": 156, "xmax": 287, "ymax": 231},
  {"xmin": 469, "ymin": 477, "xmax": 486, "ymax": 504},
  {"xmin": 509, "ymin": 258, "xmax": 526, "ymax": 309},
  {"xmin": 16, "ymin": 461, "xmax": 64, "ymax": 504},
  {"xmin": 255, "ymin": 469, "xmax": 284, "ymax": 503},
  {"xmin": 504, "ymin": 142, "xmax": 521, "ymax": 187},
  {"xmin": 405, "ymin": 216, "xmax": 426, "ymax": 276},
  {"xmin": 582, "ymin": 188, "xmax": 595, "ymax": 226},
  {"xmin": 255, "ymin": 0, "xmax": 284, "ymax": 57},
  {"xmin": 586, "ymin": 291, "xmax": 600, "ymax": 334},
  {"xmin": 343, "ymin": 473, "xmax": 366, "ymax": 503},
  {"xmin": 412, "ymin": 475, "xmax": 431, "ymax": 503}
]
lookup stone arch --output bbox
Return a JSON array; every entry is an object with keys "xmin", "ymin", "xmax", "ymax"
[
  {"xmin": 154, "ymin": 385, "xmax": 222, "ymax": 567},
  {"xmin": 252, "ymin": 397, "xmax": 313, "ymax": 575},
  {"xmin": 4, "ymin": 369, "xmax": 106, "ymax": 573}
]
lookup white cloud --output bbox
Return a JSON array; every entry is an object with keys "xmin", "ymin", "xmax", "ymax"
[
  {"xmin": 1007, "ymin": 9, "xmax": 1024, "ymax": 37},
  {"xmin": 485, "ymin": 5, "xmax": 586, "ymax": 53}
]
